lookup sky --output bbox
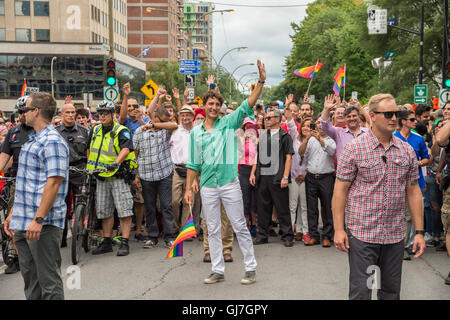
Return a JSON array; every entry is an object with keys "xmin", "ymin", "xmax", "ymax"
[{"xmin": 209, "ymin": 0, "xmax": 314, "ymax": 89}]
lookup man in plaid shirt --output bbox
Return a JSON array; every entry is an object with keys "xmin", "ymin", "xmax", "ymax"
[
  {"xmin": 4, "ymin": 92, "xmax": 69, "ymax": 300},
  {"xmin": 333, "ymin": 93, "xmax": 426, "ymax": 300}
]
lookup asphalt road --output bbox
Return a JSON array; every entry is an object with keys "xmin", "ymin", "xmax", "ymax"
[{"xmin": 0, "ymin": 233, "xmax": 449, "ymax": 300}]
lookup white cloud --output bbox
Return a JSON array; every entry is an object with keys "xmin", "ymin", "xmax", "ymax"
[{"xmin": 211, "ymin": 0, "xmax": 313, "ymax": 88}]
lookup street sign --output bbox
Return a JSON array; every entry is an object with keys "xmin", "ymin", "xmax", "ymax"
[
  {"xmin": 439, "ymin": 89, "xmax": 450, "ymax": 107},
  {"xmin": 179, "ymin": 60, "xmax": 201, "ymax": 74},
  {"xmin": 185, "ymin": 74, "xmax": 195, "ymax": 87},
  {"xmin": 27, "ymin": 87, "xmax": 39, "ymax": 94},
  {"xmin": 187, "ymin": 88, "xmax": 195, "ymax": 100},
  {"xmin": 367, "ymin": 9, "xmax": 387, "ymax": 35},
  {"xmin": 193, "ymin": 96, "xmax": 203, "ymax": 105},
  {"xmin": 414, "ymin": 84, "xmax": 428, "ymax": 104},
  {"xmin": 193, "ymin": 49, "xmax": 198, "ymax": 60},
  {"xmin": 141, "ymin": 79, "xmax": 159, "ymax": 100},
  {"xmin": 104, "ymin": 86, "xmax": 119, "ymax": 102},
  {"xmin": 309, "ymin": 95, "xmax": 315, "ymax": 103}
]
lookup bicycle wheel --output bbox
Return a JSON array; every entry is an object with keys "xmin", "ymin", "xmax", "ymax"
[{"xmin": 71, "ymin": 203, "xmax": 86, "ymax": 265}]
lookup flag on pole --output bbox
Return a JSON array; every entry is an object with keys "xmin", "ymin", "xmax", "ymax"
[
  {"xmin": 141, "ymin": 47, "xmax": 150, "ymax": 57},
  {"xmin": 333, "ymin": 65, "xmax": 345, "ymax": 96},
  {"xmin": 293, "ymin": 62, "xmax": 323, "ymax": 79},
  {"xmin": 20, "ymin": 79, "xmax": 27, "ymax": 97},
  {"xmin": 166, "ymin": 216, "xmax": 197, "ymax": 258}
]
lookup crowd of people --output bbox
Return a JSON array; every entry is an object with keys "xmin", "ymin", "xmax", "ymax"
[{"xmin": 0, "ymin": 58, "xmax": 449, "ymax": 300}]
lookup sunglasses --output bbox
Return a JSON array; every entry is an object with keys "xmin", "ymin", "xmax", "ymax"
[
  {"xmin": 407, "ymin": 118, "xmax": 417, "ymax": 122},
  {"xmin": 22, "ymin": 106, "xmax": 37, "ymax": 113},
  {"xmin": 98, "ymin": 111, "xmax": 111, "ymax": 116},
  {"xmin": 373, "ymin": 111, "xmax": 400, "ymax": 119},
  {"xmin": 0, "ymin": 122, "xmax": 5, "ymax": 125},
  {"xmin": 128, "ymin": 104, "xmax": 139, "ymax": 109},
  {"xmin": 264, "ymin": 116, "xmax": 279, "ymax": 121}
]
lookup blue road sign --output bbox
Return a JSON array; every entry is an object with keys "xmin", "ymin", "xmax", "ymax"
[
  {"xmin": 179, "ymin": 60, "xmax": 201, "ymax": 67},
  {"xmin": 193, "ymin": 49, "xmax": 198, "ymax": 60},
  {"xmin": 179, "ymin": 66, "xmax": 201, "ymax": 74}
]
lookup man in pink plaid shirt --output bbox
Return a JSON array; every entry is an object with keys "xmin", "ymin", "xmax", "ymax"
[{"xmin": 332, "ymin": 93, "xmax": 426, "ymax": 300}]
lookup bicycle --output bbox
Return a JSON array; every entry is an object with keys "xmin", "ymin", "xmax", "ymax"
[
  {"xmin": 69, "ymin": 167, "xmax": 105, "ymax": 265},
  {"xmin": 0, "ymin": 177, "xmax": 17, "ymax": 269}
]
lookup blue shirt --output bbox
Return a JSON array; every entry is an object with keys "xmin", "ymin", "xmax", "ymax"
[
  {"xmin": 10, "ymin": 125, "xmax": 69, "ymax": 231},
  {"xmin": 121, "ymin": 116, "xmax": 150, "ymax": 136},
  {"xmin": 394, "ymin": 131, "xmax": 430, "ymax": 191}
]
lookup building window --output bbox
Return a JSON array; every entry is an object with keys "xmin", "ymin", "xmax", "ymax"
[
  {"xmin": 35, "ymin": 29, "xmax": 50, "ymax": 42},
  {"xmin": 16, "ymin": 28, "xmax": 31, "ymax": 41},
  {"xmin": 0, "ymin": 1, "xmax": 5, "ymax": 15},
  {"xmin": 15, "ymin": 1, "xmax": 30, "ymax": 16},
  {"xmin": 34, "ymin": 1, "xmax": 49, "ymax": 16},
  {"xmin": 0, "ymin": 29, "xmax": 5, "ymax": 41}
]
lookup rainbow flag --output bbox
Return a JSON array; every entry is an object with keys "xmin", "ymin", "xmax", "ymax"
[
  {"xmin": 20, "ymin": 79, "xmax": 27, "ymax": 97},
  {"xmin": 166, "ymin": 216, "xmax": 197, "ymax": 258},
  {"xmin": 293, "ymin": 62, "xmax": 323, "ymax": 79},
  {"xmin": 333, "ymin": 65, "xmax": 345, "ymax": 96}
]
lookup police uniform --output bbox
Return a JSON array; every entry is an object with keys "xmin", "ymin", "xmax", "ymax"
[
  {"xmin": 87, "ymin": 121, "xmax": 137, "ymax": 220},
  {"xmin": 1, "ymin": 123, "xmax": 35, "ymax": 211}
]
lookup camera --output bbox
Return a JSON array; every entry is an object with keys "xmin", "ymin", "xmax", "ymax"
[
  {"xmin": 310, "ymin": 123, "xmax": 316, "ymax": 130},
  {"xmin": 209, "ymin": 83, "xmax": 216, "ymax": 90}
]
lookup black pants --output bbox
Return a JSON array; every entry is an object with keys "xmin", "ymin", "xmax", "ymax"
[
  {"xmin": 141, "ymin": 174, "xmax": 174, "ymax": 241},
  {"xmin": 348, "ymin": 232, "xmax": 404, "ymax": 300},
  {"xmin": 239, "ymin": 165, "xmax": 256, "ymax": 226},
  {"xmin": 305, "ymin": 173, "xmax": 334, "ymax": 241},
  {"xmin": 256, "ymin": 175, "xmax": 293, "ymax": 241}
]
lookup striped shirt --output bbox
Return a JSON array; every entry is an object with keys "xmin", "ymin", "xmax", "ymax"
[
  {"xmin": 10, "ymin": 125, "xmax": 69, "ymax": 231},
  {"xmin": 336, "ymin": 130, "xmax": 419, "ymax": 244}
]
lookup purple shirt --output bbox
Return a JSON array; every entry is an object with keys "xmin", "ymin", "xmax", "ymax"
[
  {"xmin": 319, "ymin": 118, "xmax": 368, "ymax": 161},
  {"xmin": 287, "ymin": 119, "xmax": 307, "ymax": 178}
]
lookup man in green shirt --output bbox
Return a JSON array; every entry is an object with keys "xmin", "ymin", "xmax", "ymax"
[{"xmin": 185, "ymin": 60, "xmax": 266, "ymax": 285}]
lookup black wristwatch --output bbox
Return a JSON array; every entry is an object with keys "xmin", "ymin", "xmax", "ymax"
[
  {"xmin": 415, "ymin": 230, "xmax": 425, "ymax": 235},
  {"xmin": 35, "ymin": 216, "xmax": 44, "ymax": 224}
]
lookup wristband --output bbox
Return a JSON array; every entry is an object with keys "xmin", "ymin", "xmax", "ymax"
[
  {"xmin": 258, "ymin": 80, "xmax": 265, "ymax": 84},
  {"xmin": 415, "ymin": 230, "xmax": 425, "ymax": 235},
  {"xmin": 282, "ymin": 176, "xmax": 289, "ymax": 180}
]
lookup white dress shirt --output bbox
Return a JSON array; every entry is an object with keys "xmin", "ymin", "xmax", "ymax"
[
  {"xmin": 304, "ymin": 136, "xmax": 336, "ymax": 174},
  {"xmin": 170, "ymin": 124, "xmax": 192, "ymax": 165}
]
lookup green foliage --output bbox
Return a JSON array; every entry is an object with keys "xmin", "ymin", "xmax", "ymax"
[{"xmin": 271, "ymin": 0, "xmax": 447, "ymax": 107}]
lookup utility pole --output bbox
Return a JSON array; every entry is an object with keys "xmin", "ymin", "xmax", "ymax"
[
  {"xmin": 443, "ymin": 0, "xmax": 448, "ymax": 88},
  {"xmin": 109, "ymin": 0, "xmax": 114, "ymax": 59},
  {"xmin": 419, "ymin": 5, "xmax": 424, "ymax": 84}
]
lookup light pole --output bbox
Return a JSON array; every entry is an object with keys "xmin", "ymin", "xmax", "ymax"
[
  {"xmin": 217, "ymin": 46, "xmax": 248, "ymax": 80},
  {"xmin": 228, "ymin": 63, "xmax": 254, "ymax": 102},
  {"xmin": 238, "ymin": 72, "xmax": 257, "ymax": 91},
  {"xmin": 51, "ymin": 56, "xmax": 57, "ymax": 98}
]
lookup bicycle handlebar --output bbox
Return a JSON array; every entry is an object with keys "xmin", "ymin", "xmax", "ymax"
[{"xmin": 69, "ymin": 167, "xmax": 106, "ymax": 175}]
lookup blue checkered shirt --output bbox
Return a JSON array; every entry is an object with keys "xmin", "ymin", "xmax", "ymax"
[{"xmin": 10, "ymin": 125, "xmax": 69, "ymax": 231}]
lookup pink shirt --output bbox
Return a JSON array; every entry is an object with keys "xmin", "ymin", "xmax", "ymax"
[{"xmin": 237, "ymin": 128, "xmax": 258, "ymax": 166}]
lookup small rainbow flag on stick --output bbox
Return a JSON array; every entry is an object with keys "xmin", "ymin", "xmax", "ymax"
[
  {"xmin": 293, "ymin": 62, "xmax": 323, "ymax": 79},
  {"xmin": 166, "ymin": 215, "xmax": 197, "ymax": 258},
  {"xmin": 20, "ymin": 79, "xmax": 27, "ymax": 97},
  {"xmin": 333, "ymin": 65, "xmax": 346, "ymax": 96}
]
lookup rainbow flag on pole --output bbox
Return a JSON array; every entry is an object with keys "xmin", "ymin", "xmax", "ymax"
[
  {"xmin": 333, "ymin": 65, "xmax": 345, "ymax": 96},
  {"xmin": 293, "ymin": 62, "xmax": 323, "ymax": 79},
  {"xmin": 20, "ymin": 79, "xmax": 27, "ymax": 97},
  {"xmin": 166, "ymin": 216, "xmax": 197, "ymax": 258}
]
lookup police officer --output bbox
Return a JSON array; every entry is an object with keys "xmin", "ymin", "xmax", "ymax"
[
  {"xmin": 56, "ymin": 103, "xmax": 90, "ymax": 248},
  {"xmin": 87, "ymin": 100, "xmax": 137, "ymax": 257},
  {"xmin": 0, "ymin": 96, "xmax": 35, "ymax": 274}
]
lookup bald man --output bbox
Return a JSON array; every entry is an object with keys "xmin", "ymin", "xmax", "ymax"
[{"xmin": 56, "ymin": 103, "xmax": 90, "ymax": 247}]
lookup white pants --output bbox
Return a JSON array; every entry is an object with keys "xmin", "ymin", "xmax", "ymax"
[
  {"xmin": 200, "ymin": 178, "xmax": 257, "ymax": 275},
  {"xmin": 289, "ymin": 181, "xmax": 308, "ymax": 234}
]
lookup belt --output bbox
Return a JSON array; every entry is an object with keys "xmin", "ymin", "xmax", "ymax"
[
  {"xmin": 307, "ymin": 172, "xmax": 333, "ymax": 179},
  {"xmin": 175, "ymin": 164, "xmax": 186, "ymax": 168}
]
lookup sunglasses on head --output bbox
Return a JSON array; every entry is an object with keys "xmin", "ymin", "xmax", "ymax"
[{"xmin": 373, "ymin": 111, "xmax": 401, "ymax": 119}]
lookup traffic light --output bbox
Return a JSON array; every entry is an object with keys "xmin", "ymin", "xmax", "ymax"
[
  {"xmin": 106, "ymin": 59, "xmax": 116, "ymax": 86},
  {"xmin": 445, "ymin": 59, "xmax": 450, "ymax": 88}
]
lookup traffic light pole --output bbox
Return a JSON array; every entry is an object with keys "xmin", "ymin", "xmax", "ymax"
[
  {"xmin": 443, "ymin": 0, "xmax": 448, "ymax": 88},
  {"xmin": 109, "ymin": 0, "xmax": 114, "ymax": 59}
]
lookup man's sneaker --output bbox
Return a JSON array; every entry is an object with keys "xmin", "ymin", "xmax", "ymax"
[
  {"xmin": 436, "ymin": 242, "xmax": 447, "ymax": 252},
  {"xmin": 135, "ymin": 233, "xmax": 149, "ymax": 242},
  {"xmin": 240, "ymin": 271, "xmax": 256, "ymax": 285},
  {"xmin": 112, "ymin": 235, "xmax": 122, "ymax": 246},
  {"xmin": 302, "ymin": 232, "xmax": 311, "ymax": 244},
  {"xmin": 143, "ymin": 239, "xmax": 158, "ymax": 249},
  {"xmin": 165, "ymin": 240, "xmax": 175, "ymax": 248},
  {"xmin": 204, "ymin": 272, "xmax": 225, "ymax": 284},
  {"xmin": 284, "ymin": 239, "xmax": 294, "ymax": 247},
  {"xmin": 92, "ymin": 241, "xmax": 113, "ymax": 255},
  {"xmin": 445, "ymin": 272, "xmax": 450, "ymax": 285},
  {"xmin": 117, "ymin": 242, "xmax": 129, "ymax": 256}
]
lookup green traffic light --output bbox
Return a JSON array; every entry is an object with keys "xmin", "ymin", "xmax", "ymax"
[
  {"xmin": 446, "ymin": 78, "xmax": 450, "ymax": 88},
  {"xmin": 107, "ymin": 77, "xmax": 116, "ymax": 86}
]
